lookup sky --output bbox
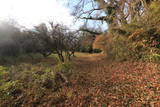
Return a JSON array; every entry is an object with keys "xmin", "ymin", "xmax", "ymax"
[
  {"xmin": 0, "ymin": 0, "xmax": 108, "ymax": 31},
  {"xmin": 0, "ymin": 0, "xmax": 79, "ymax": 29}
]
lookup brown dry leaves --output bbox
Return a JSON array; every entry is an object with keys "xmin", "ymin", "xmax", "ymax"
[{"xmin": 59, "ymin": 54, "xmax": 160, "ymax": 107}]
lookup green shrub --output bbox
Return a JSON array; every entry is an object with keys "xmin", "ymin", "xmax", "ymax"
[
  {"xmin": 0, "ymin": 66, "xmax": 7, "ymax": 71},
  {"xmin": 0, "ymin": 81, "xmax": 22, "ymax": 99}
]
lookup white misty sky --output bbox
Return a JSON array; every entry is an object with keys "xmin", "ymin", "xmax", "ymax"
[{"xmin": 0, "ymin": 0, "xmax": 77, "ymax": 29}]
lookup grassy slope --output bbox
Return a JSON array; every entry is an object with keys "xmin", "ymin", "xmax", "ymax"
[{"xmin": 0, "ymin": 53, "xmax": 160, "ymax": 107}]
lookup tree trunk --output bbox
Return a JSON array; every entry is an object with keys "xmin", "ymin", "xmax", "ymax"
[
  {"xmin": 56, "ymin": 50, "xmax": 65, "ymax": 62},
  {"xmin": 58, "ymin": 53, "xmax": 64, "ymax": 62},
  {"xmin": 71, "ymin": 51, "xmax": 76, "ymax": 57}
]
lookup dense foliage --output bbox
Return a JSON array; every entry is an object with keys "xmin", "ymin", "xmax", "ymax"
[{"xmin": 105, "ymin": 1, "xmax": 160, "ymax": 61}]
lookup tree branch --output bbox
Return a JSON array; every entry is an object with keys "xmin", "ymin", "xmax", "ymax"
[
  {"xmin": 80, "ymin": 16, "xmax": 107, "ymax": 21},
  {"xmin": 79, "ymin": 28, "xmax": 103, "ymax": 35},
  {"xmin": 79, "ymin": 8, "xmax": 103, "ymax": 16}
]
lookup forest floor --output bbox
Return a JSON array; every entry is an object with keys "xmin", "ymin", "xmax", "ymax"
[{"xmin": 0, "ymin": 53, "xmax": 160, "ymax": 107}]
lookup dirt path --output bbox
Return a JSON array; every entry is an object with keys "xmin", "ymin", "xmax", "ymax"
[{"xmin": 61, "ymin": 54, "xmax": 160, "ymax": 107}]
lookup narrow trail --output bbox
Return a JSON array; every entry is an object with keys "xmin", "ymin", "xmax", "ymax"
[{"xmin": 73, "ymin": 54, "xmax": 111, "ymax": 87}]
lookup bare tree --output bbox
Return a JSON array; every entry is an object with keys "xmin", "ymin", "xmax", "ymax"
[{"xmin": 68, "ymin": 0, "xmax": 149, "ymax": 28}]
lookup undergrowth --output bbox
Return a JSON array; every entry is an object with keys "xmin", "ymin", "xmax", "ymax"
[{"xmin": 0, "ymin": 55, "xmax": 73, "ymax": 106}]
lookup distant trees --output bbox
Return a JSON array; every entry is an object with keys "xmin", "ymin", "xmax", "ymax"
[
  {"xmin": 0, "ymin": 21, "xmax": 81, "ymax": 62},
  {"xmin": 48, "ymin": 22, "xmax": 81, "ymax": 62},
  {"xmin": 77, "ymin": 32, "xmax": 95, "ymax": 53},
  {"xmin": 0, "ymin": 22, "xmax": 22, "ymax": 58}
]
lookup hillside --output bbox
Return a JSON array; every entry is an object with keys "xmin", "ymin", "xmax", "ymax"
[
  {"xmin": 0, "ymin": 53, "xmax": 160, "ymax": 107},
  {"xmin": 1, "ymin": 0, "xmax": 160, "ymax": 107}
]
